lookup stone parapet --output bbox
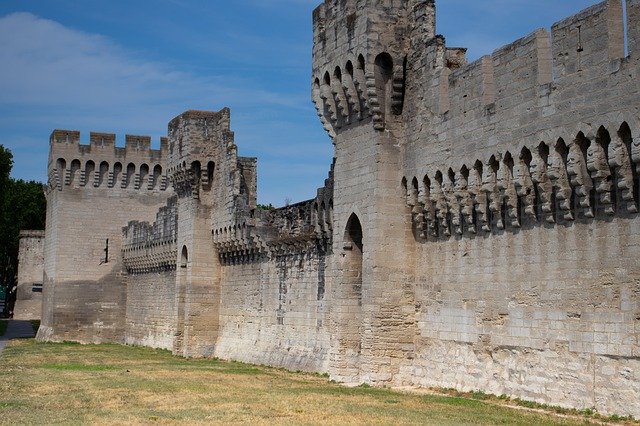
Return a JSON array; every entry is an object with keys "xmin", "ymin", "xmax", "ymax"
[
  {"xmin": 48, "ymin": 130, "xmax": 170, "ymax": 193},
  {"xmin": 122, "ymin": 197, "xmax": 178, "ymax": 274}
]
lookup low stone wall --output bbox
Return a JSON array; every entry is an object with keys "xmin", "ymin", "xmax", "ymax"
[
  {"xmin": 14, "ymin": 230, "xmax": 45, "ymax": 320},
  {"xmin": 125, "ymin": 270, "xmax": 177, "ymax": 350},
  {"xmin": 214, "ymin": 250, "xmax": 331, "ymax": 373}
]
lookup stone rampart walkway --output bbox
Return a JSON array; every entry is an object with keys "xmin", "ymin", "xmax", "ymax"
[{"xmin": 0, "ymin": 320, "xmax": 35, "ymax": 354}]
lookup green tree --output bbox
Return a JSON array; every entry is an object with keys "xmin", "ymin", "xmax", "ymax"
[
  {"xmin": 0, "ymin": 145, "xmax": 15, "ymax": 291},
  {"xmin": 0, "ymin": 145, "xmax": 12, "ymax": 195},
  {"xmin": 0, "ymin": 145, "xmax": 46, "ymax": 315}
]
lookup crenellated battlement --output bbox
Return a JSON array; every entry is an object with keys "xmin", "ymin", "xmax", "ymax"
[
  {"xmin": 47, "ymin": 129, "xmax": 170, "ymax": 193},
  {"xmin": 426, "ymin": 0, "xmax": 632, "ymax": 125},
  {"xmin": 403, "ymin": 119, "xmax": 639, "ymax": 238},
  {"xmin": 50, "ymin": 129, "xmax": 168, "ymax": 152},
  {"xmin": 167, "ymin": 108, "xmax": 234, "ymax": 198},
  {"xmin": 211, "ymin": 162, "xmax": 334, "ymax": 264},
  {"xmin": 312, "ymin": 0, "xmax": 433, "ymax": 134},
  {"xmin": 122, "ymin": 197, "xmax": 178, "ymax": 274},
  {"xmin": 314, "ymin": 0, "xmax": 637, "ymax": 138}
]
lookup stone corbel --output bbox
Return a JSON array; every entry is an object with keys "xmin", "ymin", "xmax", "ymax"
[
  {"xmin": 587, "ymin": 141, "xmax": 614, "ymax": 215},
  {"xmin": 566, "ymin": 142, "xmax": 594, "ymax": 218},
  {"xmin": 608, "ymin": 134, "xmax": 637, "ymax": 213}
]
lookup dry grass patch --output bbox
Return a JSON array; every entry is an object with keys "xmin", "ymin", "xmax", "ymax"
[{"xmin": 0, "ymin": 339, "xmax": 613, "ymax": 425}]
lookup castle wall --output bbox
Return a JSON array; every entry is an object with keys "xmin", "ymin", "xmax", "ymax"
[
  {"xmin": 394, "ymin": 217, "xmax": 640, "ymax": 416},
  {"xmin": 122, "ymin": 197, "xmax": 178, "ymax": 350},
  {"xmin": 33, "ymin": 0, "xmax": 640, "ymax": 418},
  {"xmin": 37, "ymin": 132, "xmax": 172, "ymax": 343},
  {"xmin": 14, "ymin": 230, "xmax": 45, "ymax": 320},
  {"xmin": 390, "ymin": 0, "xmax": 640, "ymax": 416},
  {"xmin": 328, "ymin": 124, "xmax": 417, "ymax": 384},
  {"xmin": 173, "ymin": 197, "xmax": 219, "ymax": 357},
  {"xmin": 405, "ymin": 1, "xmax": 637, "ymax": 172},
  {"xmin": 125, "ymin": 271, "xmax": 176, "ymax": 350},
  {"xmin": 310, "ymin": 0, "xmax": 640, "ymax": 416},
  {"xmin": 213, "ymin": 250, "xmax": 331, "ymax": 372}
]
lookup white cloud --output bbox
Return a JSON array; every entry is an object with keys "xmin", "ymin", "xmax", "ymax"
[
  {"xmin": 0, "ymin": 12, "xmax": 332, "ymax": 204},
  {"xmin": 0, "ymin": 12, "xmax": 308, "ymax": 114}
]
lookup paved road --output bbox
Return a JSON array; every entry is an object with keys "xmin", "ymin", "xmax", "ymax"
[{"xmin": 0, "ymin": 320, "xmax": 35, "ymax": 354}]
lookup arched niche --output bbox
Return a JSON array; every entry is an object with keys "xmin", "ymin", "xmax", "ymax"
[
  {"xmin": 180, "ymin": 245, "xmax": 188, "ymax": 268},
  {"xmin": 343, "ymin": 213, "xmax": 363, "ymax": 300}
]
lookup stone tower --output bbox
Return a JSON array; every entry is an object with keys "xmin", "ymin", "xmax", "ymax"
[
  {"xmin": 312, "ymin": 0, "xmax": 434, "ymax": 383},
  {"xmin": 167, "ymin": 108, "xmax": 257, "ymax": 357},
  {"xmin": 37, "ymin": 130, "xmax": 172, "ymax": 342}
]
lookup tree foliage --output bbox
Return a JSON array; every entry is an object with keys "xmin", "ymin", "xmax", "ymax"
[{"xmin": 0, "ymin": 145, "xmax": 46, "ymax": 313}]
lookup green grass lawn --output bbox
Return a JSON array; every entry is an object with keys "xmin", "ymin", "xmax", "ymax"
[{"xmin": 0, "ymin": 339, "xmax": 620, "ymax": 425}]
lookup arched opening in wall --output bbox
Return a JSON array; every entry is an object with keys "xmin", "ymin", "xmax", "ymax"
[
  {"xmin": 98, "ymin": 161, "xmax": 109, "ymax": 187},
  {"xmin": 125, "ymin": 163, "xmax": 136, "ymax": 189},
  {"xmin": 334, "ymin": 66, "xmax": 342, "ymax": 82},
  {"xmin": 152, "ymin": 165, "xmax": 162, "ymax": 190},
  {"xmin": 555, "ymin": 138, "xmax": 572, "ymax": 220},
  {"xmin": 529, "ymin": 142, "xmax": 556, "ymax": 220},
  {"xmin": 357, "ymin": 54, "xmax": 365, "ymax": 73},
  {"xmin": 503, "ymin": 152, "xmax": 518, "ymax": 226},
  {"xmin": 619, "ymin": 122, "xmax": 638, "ymax": 210},
  {"xmin": 333, "ymin": 66, "xmax": 346, "ymax": 126},
  {"xmin": 206, "ymin": 161, "xmax": 215, "ymax": 186},
  {"xmin": 487, "ymin": 156, "xmax": 500, "ymax": 228},
  {"xmin": 374, "ymin": 52, "xmax": 393, "ymax": 122},
  {"xmin": 313, "ymin": 77, "xmax": 329, "ymax": 127},
  {"xmin": 401, "ymin": 177, "xmax": 408, "ymax": 205},
  {"xmin": 84, "ymin": 161, "xmax": 95, "ymax": 187},
  {"xmin": 191, "ymin": 161, "xmax": 201, "ymax": 182},
  {"xmin": 341, "ymin": 213, "xmax": 363, "ymax": 357},
  {"xmin": 447, "ymin": 168, "xmax": 460, "ymax": 231},
  {"xmin": 112, "ymin": 162, "xmax": 122, "ymax": 188},
  {"xmin": 519, "ymin": 146, "xmax": 538, "ymax": 221},
  {"xmin": 180, "ymin": 245, "xmax": 188, "ymax": 268},
  {"xmin": 433, "ymin": 170, "xmax": 447, "ymax": 234},
  {"xmin": 56, "ymin": 158, "xmax": 66, "ymax": 187},
  {"xmin": 574, "ymin": 132, "xmax": 595, "ymax": 215},
  {"xmin": 422, "ymin": 174, "xmax": 433, "ymax": 236},
  {"xmin": 410, "ymin": 177, "xmax": 419, "ymax": 208},
  {"xmin": 69, "ymin": 159, "xmax": 81, "ymax": 187},
  {"xmin": 460, "ymin": 165, "xmax": 472, "ymax": 229},
  {"xmin": 354, "ymin": 55, "xmax": 366, "ymax": 115},
  {"xmin": 320, "ymin": 72, "xmax": 333, "ymax": 126},
  {"xmin": 345, "ymin": 60, "xmax": 354, "ymax": 77},
  {"xmin": 175, "ymin": 245, "xmax": 189, "ymax": 354},
  {"xmin": 595, "ymin": 126, "xmax": 615, "ymax": 212},
  {"xmin": 472, "ymin": 160, "xmax": 483, "ymax": 230},
  {"xmin": 139, "ymin": 164, "xmax": 149, "ymax": 190}
]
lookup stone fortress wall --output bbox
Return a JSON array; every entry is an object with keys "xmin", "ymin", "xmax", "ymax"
[
  {"xmin": 392, "ymin": 0, "xmax": 640, "ymax": 415},
  {"xmin": 38, "ymin": 131, "xmax": 172, "ymax": 343},
  {"xmin": 14, "ymin": 230, "xmax": 45, "ymax": 320},
  {"xmin": 32, "ymin": 0, "xmax": 640, "ymax": 417}
]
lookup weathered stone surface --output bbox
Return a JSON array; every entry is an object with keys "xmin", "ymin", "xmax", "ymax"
[
  {"xmin": 28, "ymin": 0, "xmax": 640, "ymax": 417},
  {"xmin": 14, "ymin": 230, "xmax": 45, "ymax": 320}
]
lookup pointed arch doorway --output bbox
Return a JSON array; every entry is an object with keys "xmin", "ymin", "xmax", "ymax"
[{"xmin": 334, "ymin": 213, "xmax": 364, "ymax": 382}]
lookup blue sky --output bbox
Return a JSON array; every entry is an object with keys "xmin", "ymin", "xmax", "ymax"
[{"xmin": 0, "ymin": 0, "xmax": 598, "ymax": 206}]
